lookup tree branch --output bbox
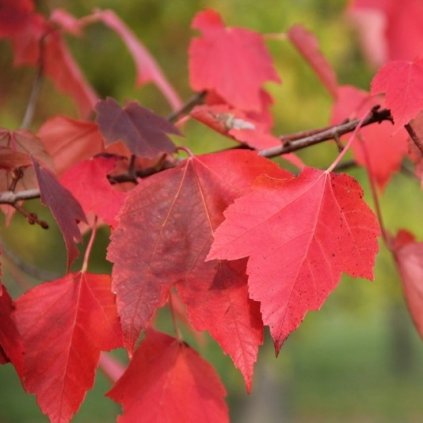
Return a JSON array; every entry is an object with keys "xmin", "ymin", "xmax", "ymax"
[
  {"xmin": 0, "ymin": 106, "xmax": 393, "ymax": 204},
  {"xmin": 259, "ymin": 106, "xmax": 392, "ymax": 158}
]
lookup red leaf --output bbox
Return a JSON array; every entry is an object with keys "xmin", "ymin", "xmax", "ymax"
[
  {"xmin": 408, "ymin": 113, "xmax": 423, "ymax": 184},
  {"xmin": 96, "ymin": 98, "xmax": 179, "ymax": 158},
  {"xmin": 15, "ymin": 272, "xmax": 122, "ymax": 423},
  {"xmin": 33, "ymin": 160, "xmax": 86, "ymax": 268},
  {"xmin": 0, "ymin": 285, "xmax": 24, "ymax": 376},
  {"xmin": 60, "ymin": 156, "xmax": 126, "ymax": 227},
  {"xmin": 208, "ymin": 167, "xmax": 380, "ymax": 351},
  {"xmin": 108, "ymin": 150, "xmax": 287, "ymax": 384},
  {"xmin": 331, "ymin": 85, "xmax": 408, "ymax": 188},
  {"xmin": 189, "ymin": 9, "xmax": 280, "ymax": 112},
  {"xmin": 37, "ymin": 115, "xmax": 104, "ymax": 175},
  {"xmin": 371, "ymin": 59, "xmax": 423, "ymax": 127},
  {"xmin": 393, "ymin": 232, "xmax": 423, "ymax": 338},
  {"xmin": 108, "ymin": 330, "xmax": 228, "ymax": 423},
  {"xmin": 287, "ymin": 24, "xmax": 338, "ymax": 98}
]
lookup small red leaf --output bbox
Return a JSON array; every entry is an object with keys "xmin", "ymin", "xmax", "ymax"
[
  {"xmin": 331, "ymin": 85, "xmax": 408, "ymax": 188},
  {"xmin": 96, "ymin": 98, "xmax": 179, "ymax": 158},
  {"xmin": 208, "ymin": 167, "xmax": 380, "ymax": 351},
  {"xmin": 15, "ymin": 272, "xmax": 122, "ymax": 423},
  {"xmin": 189, "ymin": 9, "xmax": 280, "ymax": 112},
  {"xmin": 60, "ymin": 157, "xmax": 126, "ymax": 227},
  {"xmin": 287, "ymin": 24, "xmax": 338, "ymax": 98},
  {"xmin": 37, "ymin": 116, "xmax": 104, "ymax": 175},
  {"xmin": 33, "ymin": 160, "xmax": 86, "ymax": 268},
  {"xmin": 371, "ymin": 59, "xmax": 423, "ymax": 127},
  {"xmin": 108, "ymin": 330, "xmax": 228, "ymax": 423}
]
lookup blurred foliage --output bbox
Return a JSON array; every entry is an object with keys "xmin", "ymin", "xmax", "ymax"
[{"xmin": 1, "ymin": 0, "xmax": 423, "ymax": 422}]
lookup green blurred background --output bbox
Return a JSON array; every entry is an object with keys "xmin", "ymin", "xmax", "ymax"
[{"xmin": 1, "ymin": 1, "xmax": 423, "ymax": 422}]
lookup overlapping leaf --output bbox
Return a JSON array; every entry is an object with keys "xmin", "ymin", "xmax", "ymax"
[
  {"xmin": 208, "ymin": 167, "xmax": 380, "ymax": 351},
  {"xmin": 371, "ymin": 59, "xmax": 423, "ymax": 127},
  {"xmin": 33, "ymin": 160, "xmax": 86, "ymax": 268},
  {"xmin": 331, "ymin": 85, "xmax": 408, "ymax": 188},
  {"xmin": 189, "ymin": 9, "xmax": 280, "ymax": 112},
  {"xmin": 108, "ymin": 330, "xmax": 228, "ymax": 423},
  {"xmin": 15, "ymin": 272, "xmax": 122, "ymax": 423},
  {"xmin": 38, "ymin": 116, "xmax": 104, "ymax": 175},
  {"xmin": 108, "ymin": 150, "xmax": 288, "ymax": 385},
  {"xmin": 96, "ymin": 98, "xmax": 179, "ymax": 158},
  {"xmin": 60, "ymin": 156, "xmax": 126, "ymax": 227}
]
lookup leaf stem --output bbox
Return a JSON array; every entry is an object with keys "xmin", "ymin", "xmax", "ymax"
[
  {"xmin": 81, "ymin": 217, "xmax": 98, "ymax": 273},
  {"xmin": 357, "ymin": 135, "xmax": 390, "ymax": 248},
  {"xmin": 168, "ymin": 290, "xmax": 182, "ymax": 341}
]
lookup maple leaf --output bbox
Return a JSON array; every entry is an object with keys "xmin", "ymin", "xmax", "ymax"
[
  {"xmin": 393, "ymin": 231, "xmax": 423, "ymax": 339},
  {"xmin": 96, "ymin": 98, "xmax": 180, "ymax": 158},
  {"xmin": 108, "ymin": 329, "xmax": 228, "ymax": 423},
  {"xmin": 60, "ymin": 156, "xmax": 126, "ymax": 227},
  {"xmin": 0, "ymin": 285, "xmax": 24, "ymax": 377},
  {"xmin": 108, "ymin": 150, "xmax": 287, "ymax": 385},
  {"xmin": 189, "ymin": 9, "xmax": 280, "ymax": 112},
  {"xmin": 15, "ymin": 272, "xmax": 122, "ymax": 423},
  {"xmin": 33, "ymin": 159, "xmax": 86, "ymax": 268},
  {"xmin": 331, "ymin": 85, "xmax": 408, "ymax": 188},
  {"xmin": 208, "ymin": 167, "xmax": 380, "ymax": 351},
  {"xmin": 287, "ymin": 24, "xmax": 338, "ymax": 98},
  {"xmin": 371, "ymin": 59, "xmax": 423, "ymax": 127},
  {"xmin": 38, "ymin": 116, "xmax": 105, "ymax": 175}
]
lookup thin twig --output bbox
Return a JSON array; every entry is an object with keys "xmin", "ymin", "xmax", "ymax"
[
  {"xmin": 20, "ymin": 37, "xmax": 45, "ymax": 129},
  {"xmin": 260, "ymin": 106, "xmax": 392, "ymax": 158},
  {"xmin": 0, "ymin": 189, "xmax": 41, "ymax": 204},
  {"xmin": 404, "ymin": 123, "xmax": 423, "ymax": 155},
  {"xmin": 167, "ymin": 91, "xmax": 206, "ymax": 123}
]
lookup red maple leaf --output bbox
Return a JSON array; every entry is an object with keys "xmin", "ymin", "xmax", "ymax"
[
  {"xmin": 393, "ymin": 231, "xmax": 423, "ymax": 339},
  {"xmin": 33, "ymin": 159, "xmax": 86, "ymax": 268},
  {"xmin": 108, "ymin": 330, "xmax": 228, "ymax": 423},
  {"xmin": 331, "ymin": 85, "xmax": 408, "ymax": 188},
  {"xmin": 108, "ymin": 150, "xmax": 287, "ymax": 385},
  {"xmin": 15, "ymin": 272, "xmax": 122, "ymax": 423},
  {"xmin": 287, "ymin": 24, "xmax": 338, "ymax": 98},
  {"xmin": 371, "ymin": 59, "xmax": 423, "ymax": 127},
  {"xmin": 60, "ymin": 156, "xmax": 126, "ymax": 227},
  {"xmin": 208, "ymin": 167, "xmax": 380, "ymax": 351},
  {"xmin": 37, "ymin": 116, "xmax": 105, "ymax": 175},
  {"xmin": 96, "ymin": 98, "xmax": 180, "ymax": 158},
  {"xmin": 189, "ymin": 9, "xmax": 280, "ymax": 112}
]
